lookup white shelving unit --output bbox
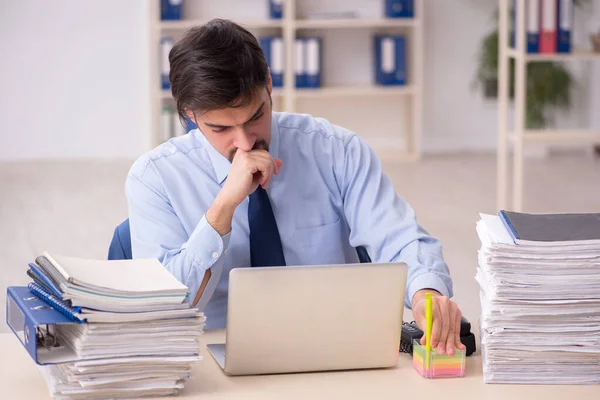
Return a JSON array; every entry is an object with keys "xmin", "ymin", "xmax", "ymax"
[
  {"xmin": 149, "ymin": 0, "xmax": 424, "ymax": 161},
  {"xmin": 497, "ymin": 0, "xmax": 600, "ymax": 212}
]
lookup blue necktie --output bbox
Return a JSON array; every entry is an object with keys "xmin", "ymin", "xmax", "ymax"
[{"xmin": 248, "ymin": 186, "xmax": 286, "ymax": 267}]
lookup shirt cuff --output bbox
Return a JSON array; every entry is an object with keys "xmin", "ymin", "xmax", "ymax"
[
  {"xmin": 183, "ymin": 214, "xmax": 231, "ymax": 272},
  {"xmin": 405, "ymin": 272, "xmax": 453, "ymax": 309}
]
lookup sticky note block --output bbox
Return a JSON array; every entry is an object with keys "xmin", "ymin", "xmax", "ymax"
[{"xmin": 412, "ymin": 339, "xmax": 466, "ymax": 379}]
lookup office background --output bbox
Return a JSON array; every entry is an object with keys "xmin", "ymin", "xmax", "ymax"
[{"xmin": 1, "ymin": 0, "xmax": 599, "ymax": 332}]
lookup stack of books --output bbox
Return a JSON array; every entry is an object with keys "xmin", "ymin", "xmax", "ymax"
[
  {"xmin": 7, "ymin": 252, "xmax": 205, "ymax": 399},
  {"xmin": 476, "ymin": 211, "xmax": 600, "ymax": 384}
]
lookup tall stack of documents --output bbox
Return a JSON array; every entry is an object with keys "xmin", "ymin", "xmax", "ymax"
[
  {"xmin": 476, "ymin": 211, "xmax": 600, "ymax": 384},
  {"xmin": 7, "ymin": 252, "xmax": 205, "ymax": 399}
]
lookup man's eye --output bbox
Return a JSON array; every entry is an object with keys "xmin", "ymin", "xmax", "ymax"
[
  {"xmin": 250, "ymin": 113, "xmax": 263, "ymax": 122},
  {"xmin": 213, "ymin": 127, "xmax": 228, "ymax": 133}
]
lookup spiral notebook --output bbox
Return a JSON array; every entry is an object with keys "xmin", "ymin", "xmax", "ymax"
[{"xmin": 28, "ymin": 281, "xmax": 85, "ymax": 323}]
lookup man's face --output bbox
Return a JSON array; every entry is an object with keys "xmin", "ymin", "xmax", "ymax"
[{"xmin": 190, "ymin": 85, "xmax": 273, "ymax": 162}]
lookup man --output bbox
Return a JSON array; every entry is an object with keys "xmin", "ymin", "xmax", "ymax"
[{"xmin": 126, "ymin": 19, "xmax": 465, "ymax": 356}]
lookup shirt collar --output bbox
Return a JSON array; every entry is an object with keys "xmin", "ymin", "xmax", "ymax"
[{"xmin": 201, "ymin": 112, "xmax": 281, "ymax": 186}]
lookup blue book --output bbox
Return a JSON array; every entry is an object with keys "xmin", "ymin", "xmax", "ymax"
[
  {"xmin": 385, "ymin": 0, "xmax": 414, "ymax": 18},
  {"xmin": 374, "ymin": 35, "xmax": 406, "ymax": 86},
  {"xmin": 304, "ymin": 37, "xmax": 322, "ymax": 88},
  {"xmin": 161, "ymin": 0, "xmax": 183, "ymax": 20},
  {"xmin": 269, "ymin": 0, "xmax": 283, "ymax": 19},
  {"xmin": 556, "ymin": 0, "xmax": 572, "ymax": 53},
  {"xmin": 259, "ymin": 36, "xmax": 284, "ymax": 88},
  {"xmin": 186, "ymin": 118, "xmax": 197, "ymax": 132}
]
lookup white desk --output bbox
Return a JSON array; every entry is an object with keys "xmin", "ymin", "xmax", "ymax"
[{"xmin": 2, "ymin": 330, "xmax": 599, "ymax": 399}]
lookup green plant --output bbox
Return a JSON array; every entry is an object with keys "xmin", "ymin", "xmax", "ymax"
[{"xmin": 474, "ymin": 2, "xmax": 588, "ymax": 129}]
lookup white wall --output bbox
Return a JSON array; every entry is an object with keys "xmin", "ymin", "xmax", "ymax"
[
  {"xmin": 0, "ymin": 0, "xmax": 151, "ymax": 161},
  {"xmin": 0, "ymin": 0, "xmax": 598, "ymax": 160}
]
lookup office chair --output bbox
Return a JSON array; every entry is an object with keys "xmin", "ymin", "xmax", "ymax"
[{"xmin": 108, "ymin": 218, "xmax": 371, "ymax": 263}]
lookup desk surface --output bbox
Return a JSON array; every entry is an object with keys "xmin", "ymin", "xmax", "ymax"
[{"xmin": 2, "ymin": 330, "xmax": 599, "ymax": 400}]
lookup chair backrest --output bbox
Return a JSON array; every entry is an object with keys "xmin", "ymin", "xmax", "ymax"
[
  {"xmin": 108, "ymin": 218, "xmax": 132, "ymax": 260},
  {"xmin": 107, "ymin": 218, "xmax": 371, "ymax": 263}
]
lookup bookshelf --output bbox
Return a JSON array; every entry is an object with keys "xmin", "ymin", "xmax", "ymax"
[
  {"xmin": 149, "ymin": 0, "xmax": 424, "ymax": 161},
  {"xmin": 497, "ymin": 0, "xmax": 600, "ymax": 212}
]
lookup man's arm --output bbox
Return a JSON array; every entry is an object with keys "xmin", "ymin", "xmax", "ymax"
[
  {"xmin": 125, "ymin": 162, "xmax": 229, "ymax": 310},
  {"xmin": 335, "ymin": 132, "xmax": 464, "ymax": 355}
]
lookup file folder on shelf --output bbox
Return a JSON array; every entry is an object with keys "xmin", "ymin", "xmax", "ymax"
[
  {"xmin": 259, "ymin": 36, "xmax": 284, "ymax": 88},
  {"xmin": 385, "ymin": 0, "xmax": 414, "ymax": 18},
  {"xmin": 540, "ymin": 0, "xmax": 557, "ymax": 54},
  {"xmin": 161, "ymin": 0, "xmax": 183, "ymax": 20},
  {"xmin": 556, "ymin": 0, "xmax": 572, "ymax": 53},
  {"xmin": 269, "ymin": 0, "xmax": 283, "ymax": 19},
  {"xmin": 304, "ymin": 37, "xmax": 322, "ymax": 88},
  {"xmin": 6, "ymin": 286, "xmax": 82, "ymax": 365},
  {"xmin": 374, "ymin": 35, "xmax": 406, "ymax": 86},
  {"xmin": 295, "ymin": 38, "xmax": 306, "ymax": 88},
  {"xmin": 161, "ymin": 37, "xmax": 174, "ymax": 90}
]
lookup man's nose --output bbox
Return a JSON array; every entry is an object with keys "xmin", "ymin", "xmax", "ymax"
[{"xmin": 233, "ymin": 128, "xmax": 254, "ymax": 151}]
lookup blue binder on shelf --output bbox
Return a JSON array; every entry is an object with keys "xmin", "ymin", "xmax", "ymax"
[
  {"xmin": 259, "ymin": 36, "xmax": 284, "ymax": 88},
  {"xmin": 186, "ymin": 118, "xmax": 197, "ymax": 132},
  {"xmin": 374, "ymin": 35, "xmax": 406, "ymax": 86},
  {"xmin": 269, "ymin": 0, "xmax": 283, "ymax": 19},
  {"xmin": 304, "ymin": 37, "xmax": 322, "ymax": 88},
  {"xmin": 556, "ymin": 0, "xmax": 572, "ymax": 53},
  {"xmin": 6, "ymin": 286, "xmax": 84, "ymax": 365},
  {"xmin": 161, "ymin": 0, "xmax": 183, "ymax": 20},
  {"xmin": 161, "ymin": 37, "xmax": 174, "ymax": 90},
  {"xmin": 295, "ymin": 38, "xmax": 306, "ymax": 88},
  {"xmin": 526, "ymin": 0, "xmax": 540, "ymax": 53},
  {"xmin": 385, "ymin": 0, "xmax": 414, "ymax": 18}
]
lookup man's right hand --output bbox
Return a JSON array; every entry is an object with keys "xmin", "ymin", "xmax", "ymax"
[
  {"xmin": 206, "ymin": 149, "xmax": 283, "ymax": 236},
  {"xmin": 220, "ymin": 149, "xmax": 283, "ymax": 208}
]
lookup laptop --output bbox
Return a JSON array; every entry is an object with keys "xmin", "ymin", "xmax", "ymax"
[{"xmin": 206, "ymin": 262, "xmax": 407, "ymax": 376}]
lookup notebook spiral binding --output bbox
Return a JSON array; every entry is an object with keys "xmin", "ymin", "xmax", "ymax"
[{"xmin": 27, "ymin": 282, "xmax": 85, "ymax": 323}]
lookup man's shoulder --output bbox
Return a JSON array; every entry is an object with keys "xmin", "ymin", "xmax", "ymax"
[
  {"xmin": 274, "ymin": 112, "xmax": 356, "ymax": 146},
  {"xmin": 128, "ymin": 131, "xmax": 207, "ymax": 181}
]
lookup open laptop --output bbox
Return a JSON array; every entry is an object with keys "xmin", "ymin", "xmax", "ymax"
[{"xmin": 206, "ymin": 262, "xmax": 407, "ymax": 376}]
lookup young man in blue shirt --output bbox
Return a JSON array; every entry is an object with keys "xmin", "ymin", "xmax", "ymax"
[{"xmin": 126, "ymin": 19, "xmax": 465, "ymax": 356}]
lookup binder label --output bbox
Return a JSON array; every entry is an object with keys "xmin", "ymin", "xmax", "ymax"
[
  {"xmin": 306, "ymin": 38, "xmax": 319, "ymax": 75},
  {"xmin": 382, "ymin": 37, "xmax": 395, "ymax": 73},
  {"xmin": 559, "ymin": 0, "xmax": 572, "ymax": 29},
  {"xmin": 271, "ymin": 38, "xmax": 284, "ymax": 74}
]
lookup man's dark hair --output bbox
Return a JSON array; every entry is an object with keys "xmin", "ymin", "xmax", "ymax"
[{"xmin": 168, "ymin": 19, "xmax": 269, "ymax": 124}]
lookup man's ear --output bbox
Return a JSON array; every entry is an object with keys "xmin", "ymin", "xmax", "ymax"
[{"xmin": 185, "ymin": 109, "xmax": 196, "ymax": 124}]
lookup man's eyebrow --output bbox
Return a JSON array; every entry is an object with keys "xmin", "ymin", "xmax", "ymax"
[{"xmin": 203, "ymin": 102, "xmax": 266, "ymax": 129}]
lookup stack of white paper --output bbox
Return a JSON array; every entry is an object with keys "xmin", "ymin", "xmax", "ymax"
[
  {"xmin": 30, "ymin": 253, "xmax": 206, "ymax": 399},
  {"xmin": 476, "ymin": 213, "xmax": 600, "ymax": 384}
]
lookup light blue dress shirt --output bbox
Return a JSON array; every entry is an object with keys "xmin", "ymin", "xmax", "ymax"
[{"xmin": 126, "ymin": 112, "xmax": 453, "ymax": 329}]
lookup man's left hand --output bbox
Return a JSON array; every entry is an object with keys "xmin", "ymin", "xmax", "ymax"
[{"xmin": 412, "ymin": 289, "xmax": 466, "ymax": 356}]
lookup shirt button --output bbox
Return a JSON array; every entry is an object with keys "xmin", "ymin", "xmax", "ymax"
[{"xmin": 212, "ymin": 252, "xmax": 219, "ymax": 259}]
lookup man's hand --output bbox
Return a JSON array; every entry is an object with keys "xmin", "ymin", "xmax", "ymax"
[
  {"xmin": 412, "ymin": 289, "xmax": 466, "ymax": 356},
  {"xmin": 206, "ymin": 149, "xmax": 282, "ymax": 236}
]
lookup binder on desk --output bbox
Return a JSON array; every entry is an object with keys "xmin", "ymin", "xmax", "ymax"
[
  {"xmin": 259, "ymin": 36, "xmax": 284, "ymax": 88},
  {"xmin": 269, "ymin": 0, "xmax": 283, "ymax": 19},
  {"xmin": 556, "ymin": 0, "xmax": 572, "ymax": 53},
  {"xmin": 385, "ymin": 0, "xmax": 414, "ymax": 18},
  {"xmin": 305, "ymin": 37, "xmax": 321, "ymax": 88},
  {"xmin": 540, "ymin": 0, "xmax": 557, "ymax": 53},
  {"xmin": 6, "ymin": 286, "xmax": 82, "ymax": 365},
  {"xmin": 375, "ymin": 35, "xmax": 406, "ymax": 86},
  {"xmin": 161, "ymin": 37, "xmax": 174, "ymax": 90}
]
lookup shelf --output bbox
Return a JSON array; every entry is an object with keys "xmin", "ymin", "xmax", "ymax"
[
  {"xmin": 158, "ymin": 19, "xmax": 283, "ymax": 30},
  {"xmin": 294, "ymin": 18, "xmax": 418, "ymax": 29},
  {"xmin": 506, "ymin": 47, "xmax": 600, "ymax": 62},
  {"xmin": 509, "ymin": 130, "xmax": 600, "ymax": 143},
  {"xmin": 295, "ymin": 85, "xmax": 413, "ymax": 98}
]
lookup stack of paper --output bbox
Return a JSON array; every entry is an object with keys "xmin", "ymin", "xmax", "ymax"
[
  {"xmin": 25, "ymin": 252, "xmax": 205, "ymax": 399},
  {"xmin": 476, "ymin": 212, "xmax": 600, "ymax": 384}
]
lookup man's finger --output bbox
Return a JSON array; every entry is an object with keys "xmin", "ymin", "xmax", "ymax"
[
  {"xmin": 435, "ymin": 298, "xmax": 449, "ymax": 354},
  {"xmin": 430, "ymin": 305, "xmax": 442, "ymax": 350},
  {"xmin": 446, "ymin": 304, "xmax": 458, "ymax": 356},
  {"xmin": 455, "ymin": 309, "xmax": 466, "ymax": 351}
]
